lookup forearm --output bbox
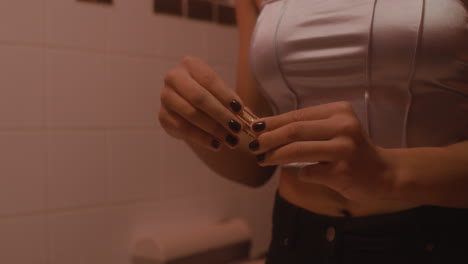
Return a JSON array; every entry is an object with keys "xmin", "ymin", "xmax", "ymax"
[
  {"xmin": 385, "ymin": 140, "xmax": 468, "ymax": 208},
  {"xmin": 186, "ymin": 134, "xmax": 276, "ymax": 187}
]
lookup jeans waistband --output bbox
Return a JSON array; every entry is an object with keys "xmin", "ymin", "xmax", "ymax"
[
  {"xmin": 267, "ymin": 191, "xmax": 468, "ymax": 264},
  {"xmin": 272, "ymin": 191, "xmax": 468, "ymax": 246}
]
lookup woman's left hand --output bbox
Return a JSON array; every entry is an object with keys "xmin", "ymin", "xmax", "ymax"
[{"xmin": 249, "ymin": 101, "xmax": 396, "ymax": 201}]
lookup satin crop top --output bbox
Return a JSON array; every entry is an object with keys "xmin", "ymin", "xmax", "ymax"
[{"xmin": 250, "ymin": 0, "xmax": 468, "ymax": 148}]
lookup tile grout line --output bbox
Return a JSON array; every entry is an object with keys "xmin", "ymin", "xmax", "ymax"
[
  {"xmin": 0, "ymin": 195, "xmax": 163, "ymax": 221},
  {"xmin": 42, "ymin": 0, "xmax": 51, "ymax": 261},
  {"xmin": 43, "ymin": 0, "xmax": 51, "ymax": 262},
  {"xmin": 104, "ymin": 8, "xmax": 113, "ymax": 207},
  {"xmin": 0, "ymin": 39, "xmax": 237, "ymax": 65},
  {"xmin": 0, "ymin": 126, "xmax": 160, "ymax": 132}
]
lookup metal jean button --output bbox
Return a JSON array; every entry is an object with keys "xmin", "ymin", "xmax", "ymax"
[
  {"xmin": 326, "ymin": 226, "xmax": 336, "ymax": 242},
  {"xmin": 425, "ymin": 242, "xmax": 435, "ymax": 252}
]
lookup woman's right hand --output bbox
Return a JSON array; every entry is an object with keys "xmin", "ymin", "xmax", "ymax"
[{"xmin": 159, "ymin": 56, "xmax": 246, "ymax": 151}]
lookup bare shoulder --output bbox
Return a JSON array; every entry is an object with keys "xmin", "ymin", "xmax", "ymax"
[
  {"xmin": 235, "ymin": 0, "xmax": 273, "ymax": 117},
  {"xmin": 254, "ymin": 0, "xmax": 263, "ymax": 10},
  {"xmin": 236, "ymin": 0, "xmax": 261, "ymax": 13}
]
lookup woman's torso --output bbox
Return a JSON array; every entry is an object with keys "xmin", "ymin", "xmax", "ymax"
[{"xmin": 250, "ymin": 0, "xmax": 468, "ymax": 216}]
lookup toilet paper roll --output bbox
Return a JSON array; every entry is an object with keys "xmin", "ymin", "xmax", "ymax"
[{"xmin": 133, "ymin": 218, "xmax": 251, "ymax": 263}]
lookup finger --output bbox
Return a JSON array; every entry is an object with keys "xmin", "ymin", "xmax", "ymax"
[
  {"xmin": 250, "ymin": 101, "xmax": 353, "ymax": 134},
  {"xmin": 159, "ymin": 106, "xmax": 223, "ymax": 151},
  {"xmin": 165, "ymin": 68, "xmax": 244, "ymax": 135},
  {"xmin": 161, "ymin": 88, "xmax": 237, "ymax": 148},
  {"xmin": 249, "ymin": 119, "xmax": 338, "ymax": 154},
  {"xmin": 181, "ymin": 56, "xmax": 244, "ymax": 113},
  {"xmin": 258, "ymin": 137, "xmax": 350, "ymax": 166},
  {"xmin": 159, "ymin": 106, "xmax": 184, "ymax": 139}
]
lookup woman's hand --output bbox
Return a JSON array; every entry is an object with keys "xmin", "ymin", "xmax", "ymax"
[
  {"xmin": 159, "ymin": 56, "xmax": 245, "ymax": 151},
  {"xmin": 249, "ymin": 101, "xmax": 395, "ymax": 201}
]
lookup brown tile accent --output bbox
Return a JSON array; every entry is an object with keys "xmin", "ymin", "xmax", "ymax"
[
  {"xmin": 78, "ymin": 0, "xmax": 112, "ymax": 4},
  {"xmin": 187, "ymin": 0, "xmax": 214, "ymax": 22},
  {"xmin": 154, "ymin": 0, "xmax": 183, "ymax": 16},
  {"xmin": 217, "ymin": 5, "xmax": 236, "ymax": 26}
]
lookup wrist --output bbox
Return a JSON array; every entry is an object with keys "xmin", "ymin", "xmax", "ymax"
[{"xmin": 377, "ymin": 147, "xmax": 407, "ymax": 201}]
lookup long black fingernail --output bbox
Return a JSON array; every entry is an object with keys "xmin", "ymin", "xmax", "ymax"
[
  {"xmin": 249, "ymin": 140, "xmax": 259, "ymax": 151},
  {"xmin": 211, "ymin": 139, "xmax": 221, "ymax": 149},
  {"xmin": 226, "ymin": 134, "xmax": 238, "ymax": 147},
  {"xmin": 230, "ymin": 100, "xmax": 242, "ymax": 113},
  {"xmin": 228, "ymin": 120, "xmax": 241, "ymax": 133},
  {"xmin": 252, "ymin": 122, "xmax": 266, "ymax": 132},
  {"xmin": 256, "ymin": 153, "xmax": 265, "ymax": 163}
]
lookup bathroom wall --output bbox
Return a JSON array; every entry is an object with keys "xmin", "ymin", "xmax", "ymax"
[{"xmin": 0, "ymin": 0, "xmax": 278, "ymax": 263}]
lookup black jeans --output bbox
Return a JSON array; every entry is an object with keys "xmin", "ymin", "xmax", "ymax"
[{"xmin": 266, "ymin": 192, "xmax": 468, "ymax": 264}]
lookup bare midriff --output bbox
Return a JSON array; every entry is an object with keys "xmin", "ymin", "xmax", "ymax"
[{"xmin": 278, "ymin": 167, "xmax": 422, "ymax": 217}]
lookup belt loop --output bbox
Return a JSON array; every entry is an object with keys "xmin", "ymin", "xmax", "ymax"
[
  {"xmin": 417, "ymin": 206, "xmax": 440, "ymax": 251},
  {"xmin": 335, "ymin": 212, "xmax": 349, "ymax": 264},
  {"xmin": 280, "ymin": 195, "xmax": 300, "ymax": 251}
]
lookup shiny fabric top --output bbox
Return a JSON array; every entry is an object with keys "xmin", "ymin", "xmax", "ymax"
[{"xmin": 250, "ymin": 0, "xmax": 468, "ymax": 148}]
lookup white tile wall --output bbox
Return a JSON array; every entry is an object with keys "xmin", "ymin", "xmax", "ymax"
[
  {"xmin": 205, "ymin": 24, "xmax": 238, "ymax": 64},
  {"xmin": 0, "ymin": 45, "xmax": 45, "ymax": 129},
  {"xmin": 107, "ymin": 0, "xmax": 161, "ymax": 55},
  {"xmin": 178, "ymin": 20, "xmax": 211, "ymax": 60},
  {"xmin": 155, "ymin": 17, "xmax": 213, "ymax": 60},
  {"xmin": 214, "ymin": 62, "xmax": 238, "ymax": 88},
  {"xmin": 46, "ymin": 49, "xmax": 109, "ymax": 128},
  {"xmin": 0, "ymin": 216, "xmax": 47, "ymax": 264},
  {"xmin": 46, "ymin": 0, "xmax": 110, "ymax": 50},
  {"xmin": 160, "ymin": 134, "xmax": 212, "ymax": 198},
  {"xmin": 0, "ymin": 132, "xmax": 46, "ymax": 216},
  {"xmin": 0, "ymin": 0, "xmax": 45, "ymax": 44},
  {"xmin": 47, "ymin": 130, "xmax": 108, "ymax": 209},
  {"xmin": 0, "ymin": 0, "xmax": 275, "ymax": 263},
  {"xmin": 48, "ymin": 208, "xmax": 124, "ymax": 264},
  {"xmin": 108, "ymin": 55, "xmax": 162, "ymax": 128},
  {"xmin": 109, "ymin": 129, "xmax": 160, "ymax": 202},
  {"xmin": 242, "ymin": 179, "xmax": 279, "ymax": 256}
]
